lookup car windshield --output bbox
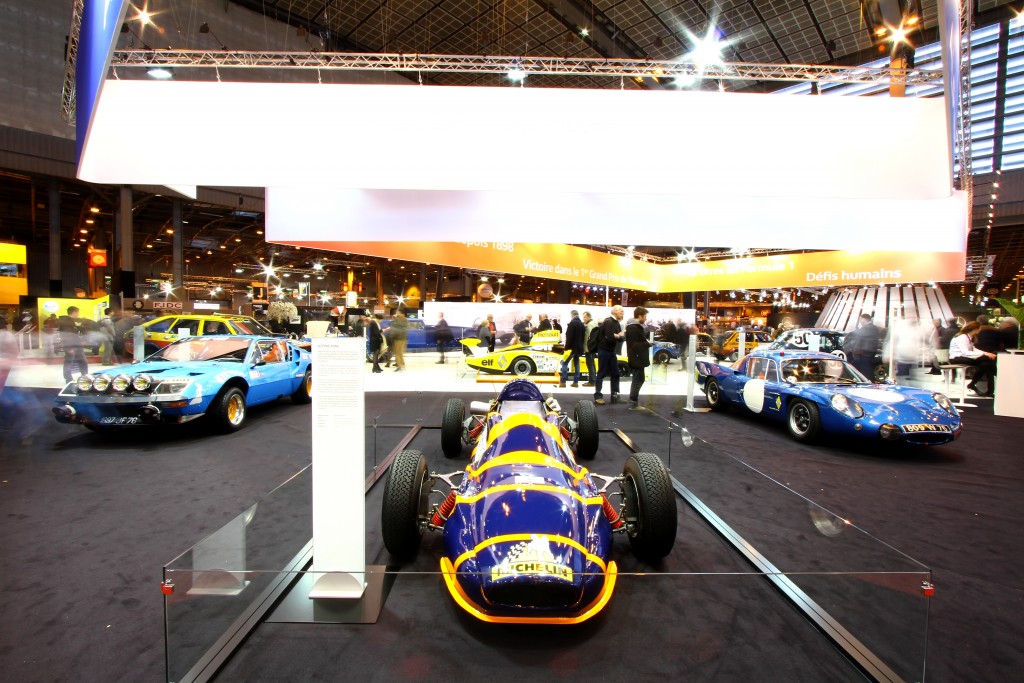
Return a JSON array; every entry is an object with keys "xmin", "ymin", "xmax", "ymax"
[
  {"xmin": 780, "ymin": 357, "xmax": 868, "ymax": 384},
  {"xmin": 151, "ymin": 337, "xmax": 252, "ymax": 362},
  {"xmin": 229, "ymin": 318, "xmax": 273, "ymax": 335}
]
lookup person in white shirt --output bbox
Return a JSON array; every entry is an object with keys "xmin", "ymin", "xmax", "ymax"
[{"xmin": 949, "ymin": 321, "xmax": 997, "ymax": 396}]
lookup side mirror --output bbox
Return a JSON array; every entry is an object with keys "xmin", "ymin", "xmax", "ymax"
[{"xmin": 785, "ymin": 376, "xmax": 798, "ymax": 384}]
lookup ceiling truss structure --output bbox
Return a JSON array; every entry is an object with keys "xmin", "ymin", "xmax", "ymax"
[{"xmin": 107, "ymin": 48, "xmax": 943, "ymax": 85}]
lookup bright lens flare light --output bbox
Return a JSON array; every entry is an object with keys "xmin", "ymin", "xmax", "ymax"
[{"xmin": 507, "ymin": 68, "xmax": 527, "ymax": 83}]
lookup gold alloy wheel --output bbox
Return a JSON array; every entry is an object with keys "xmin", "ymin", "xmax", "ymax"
[
  {"xmin": 227, "ymin": 394, "xmax": 246, "ymax": 426},
  {"xmin": 304, "ymin": 372, "xmax": 313, "ymax": 395}
]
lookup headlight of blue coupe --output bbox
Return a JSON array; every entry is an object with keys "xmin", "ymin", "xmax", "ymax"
[
  {"xmin": 76, "ymin": 374, "xmax": 95, "ymax": 392},
  {"xmin": 111, "ymin": 374, "xmax": 132, "ymax": 392},
  {"xmin": 92, "ymin": 374, "xmax": 112, "ymax": 392},
  {"xmin": 932, "ymin": 392, "xmax": 957, "ymax": 415},
  {"xmin": 830, "ymin": 393, "xmax": 864, "ymax": 418},
  {"xmin": 154, "ymin": 378, "xmax": 194, "ymax": 395},
  {"xmin": 132, "ymin": 374, "xmax": 153, "ymax": 391}
]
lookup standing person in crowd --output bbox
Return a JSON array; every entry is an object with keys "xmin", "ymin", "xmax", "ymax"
[
  {"xmin": 486, "ymin": 314, "xmax": 497, "ymax": 353},
  {"xmin": 536, "ymin": 313, "xmax": 552, "ymax": 333},
  {"xmin": 675, "ymin": 319, "xmax": 690, "ymax": 371},
  {"xmin": 582, "ymin": 311, "xmax": 598, "ymax": 386},
  {"xmin": 625, "ymin": 306, "xmax": 653, "ymax": 410},
  {"xmin": 594, "ymin": 305, "xmax": 625, "ymax": 405},
  {"xmin": 58, "ymin": 306, "xmax": 88, "ymax": 383},
  {"xmin": 551, "ymin": 318, "xmax": 562, "ymax": 338},
  {"xmin": 999, "ymin": 318, "xmax": 1020, "ymax": 349},
  {"xmin": 559, "ymin": 309, "xmax": 585, "ymax": 388},
  {"xmin": 433, "ymin": 311, "xmax": 454, "ymax": 364},
  {"xmin": 389, "ymin": 309, "xmax": 409, "ymax": 371},
  {"xmin": 514, "ymin": 314, "xmax": 534, "ymax": 345},
  {"xmin": 98, "ymin": 308, "xmax": 116, "ymax": 365},
  {"xmin": 476, "ymin": 314, "xmax": 493, "ymax": 352},
  {"xmin": 42, "ymin": 313, "xmax": 58, "ymax": 356},
  {"xmin": 949, "ymin": 321, "xmax": 997, "ymax": 396},
  {"xmin": 844, "ymin": 313, "xmax": 881, "ymax": 380},
  {"xmin": 367, "ymin": 314, "xmax": 384, "ymax": 373}
]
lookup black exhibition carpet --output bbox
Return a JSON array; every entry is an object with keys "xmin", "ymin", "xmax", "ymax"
[{"xmin": 1, "ymin": 387, "xmax": 1022, "ymax": 682}]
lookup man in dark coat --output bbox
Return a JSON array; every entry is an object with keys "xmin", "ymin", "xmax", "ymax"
[
  {"xmin": 367, "ymin": 314, "xmax": 384, "ymax": 373},
  {"xmin": 625, "ymin": 307, "xmax": 653, "ymax": 409},
  {"xmin": 58, "ymin": 306, "xmax": 89, "ymax": 383},
  {"xmin": 433, "ymin": 311, "xmax": 454, "ymax": 363},
  {"xmin": 844, "ymin": 313, "xmax": 881, "ymax": 380},
  {"xmin": 559, "ymin": 310, "xmax": 585, "ymax": 388},
  {"xmin": 594, "ymin": 305, "xmax": 625, "ymax": 405}
]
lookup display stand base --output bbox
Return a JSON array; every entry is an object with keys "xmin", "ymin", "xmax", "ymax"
[
  {"xmin": 475, "ymin": 372, "xmax": 560, "ymax": 384},
  {"xmin": 267, "ymin": 566, "xmax": 394, "ymax": 624}
]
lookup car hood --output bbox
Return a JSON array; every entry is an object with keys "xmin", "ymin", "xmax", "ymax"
[
  {"xmin": 101, "ymin": 359, "xmax": 247, "ymax": 378},
  {"xmin": 799, "ymin": 384, "xmax": 956, "ymax": 419}
]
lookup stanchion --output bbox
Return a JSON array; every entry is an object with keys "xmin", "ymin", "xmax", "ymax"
[{"xmin": 683, "ymin": 334, "xmax": 710, "ymax": 414}]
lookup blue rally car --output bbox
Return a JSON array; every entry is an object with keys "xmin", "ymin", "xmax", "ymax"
[
  {"xmin": 381, "ymin": 379, "xmax": 677, "ymax": 624},
  {"xmin": 695, "ymin": 349, "xmax": 962, "ymax": 446},
  {"xmin": 52, "ymin": 335, "xmax": 312, "ymax": 433}
]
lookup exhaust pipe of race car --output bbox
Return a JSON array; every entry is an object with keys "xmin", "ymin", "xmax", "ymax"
[
  {"xmin": 52, "ymin": 404, "xmax": 77, "ymax": 423},
  {"xmin": 469, "ymin": 401, "xmax": 491, "ymax": 415}
]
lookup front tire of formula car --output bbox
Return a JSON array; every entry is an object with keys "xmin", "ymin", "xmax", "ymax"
[
  {"xmin": 704, "ymin": 379, "xmax": 726, "ymax": 411},
  {"xmin": 787, "ymin": 399, "xmax": 821, "ymax": 443},
  {"xmin": 291, "ymin": 368, "xmax": 313, "ymax": 404},
  {"xmin": 210, "ymin": 386, "xmax": 247, "ymax": 433},
  {"xmin": 441, "ymin": 398, "xmax": 466, "ymax": 459},
  {"xmin": 381, "ymin": 449, "xmax": 430, "ymax": 560},
  {"xmin": 510, "ymin": 357, "xmax": 535, "ymax": 376},
  {"xmin": 621, "ymin": 453, "xmax": 677, "ymax": 562},
  {"xmin": 572, "ymin": 400, "xmax": 599, "ymax": 460}
]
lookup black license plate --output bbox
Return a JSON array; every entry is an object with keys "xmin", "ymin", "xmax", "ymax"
[
  {"xmin": 902, "ymin": 423, "xmax": 951, "ymax": 433},
  {"xmin": 100, "ymin": 416, "xmax": 140, "ymax": 425}
]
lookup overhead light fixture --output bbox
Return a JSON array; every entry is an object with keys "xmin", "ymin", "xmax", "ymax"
[
  {"xmin": 313, "ymin": 262, "xmax": 323, "ymax": 271},
  {"xmin": 89, "ymin": 206, "xmax": 100, "ymax": 213},
  {"xmin": 507, "ymin": 67, "xmax": 527, "ymax": 83},
  {"xmin": 235, "ymin": 268, "xmax": 244, "ymax": 273},
  {"xmin": 146, "ymin": 66, "xmax": 173, "ymax": 80}
]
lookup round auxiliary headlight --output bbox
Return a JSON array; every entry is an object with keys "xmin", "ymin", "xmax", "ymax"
[
  {"xmin": 111, "ymin": 374, "xmax": 132, "ymax": 392},
  {"xmin": 132, "ymin": 374, "xmax": 153, "ymax": 391},
  {"xmin": 879, "ymin": 424, "xmax": 902, "ymax": 441},
  {"xmin": 92, "ymin": 374, "xmax": 112, "ymax": 392},
  {"xmin": 76, "ymin": 375, "xmax": 95, "ymax": 392}
]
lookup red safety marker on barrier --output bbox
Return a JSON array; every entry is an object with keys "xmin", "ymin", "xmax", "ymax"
[
  {"xmin": 921, "ymin": 581, "xmax": 935, "ymax": 597},
  {"xmin": 160, "ymin": 580, "xmax": 175, "ymax": 595}
]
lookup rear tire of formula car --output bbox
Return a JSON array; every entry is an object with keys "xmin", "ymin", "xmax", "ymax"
[
  {"xmin": 621, "ymin": 452, "xmax": 677, "ymax": 562},
  {"xmin": 787, "ymin": 399, "xmax": 821, "ymax": 443},
  {"xmin": 441, "ymin": 398, "xmax": 465, "ymax": 459},
  {"xmin": 291, "ymin": 368, "xmax": 313, "ymax": 404},
  {"xmin": 572, "ymin": 400, "xmax": 599, "ymax": 460},
  {"xmin": 654, "ymin": 350, "xmax": 670, "ymax": 364},
  {"xmin": 704, "ymin": 379, "xmax": 726, "ymax": 411},
  {"xmin": 510, "ymin": 357, "xmax": 535, "ymax": 377},
  {"xmin": 210, "ymin": 386, "xmax": 247, "ymax": 433},
  {"xmin": 381, "ymin": 449, "xmax": 430, "ymax": 560}
]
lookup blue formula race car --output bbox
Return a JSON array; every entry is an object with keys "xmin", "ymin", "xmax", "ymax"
[
  {"xmin": 695, "ymin": 349, "xmax": 962, "ymax": 446},
  {"xmin": 380, "ymin": 379, "xmax": 677, "ymax": 624},
  {"xmin": 53, "ymin": 335, "xmax": 312, "ymax": 433}
]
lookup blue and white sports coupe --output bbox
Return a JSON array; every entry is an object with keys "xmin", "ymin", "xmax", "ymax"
[
  {"xmin": 53, "ymin": 335, "xmax": 313, "ymax": 432},
  {"xmin": 695, "ymin": 349, "xmax": 961, "ymax": 446}
]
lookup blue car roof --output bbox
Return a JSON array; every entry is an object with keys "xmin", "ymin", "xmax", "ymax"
[{"xmin": 748, "ymin": 348, "xmax": 839, "ymax": 361}]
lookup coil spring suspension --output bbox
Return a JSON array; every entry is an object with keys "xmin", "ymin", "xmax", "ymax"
[
  {"xmin": 468, "ymin": 419, "xmax": 485, "ymax": 440},
  {"xmin": 601, "ymin": 493, "xmax": 623, "ymax": 529},
  {"xmin": 431, "ymin": 491, "xmax": 458, "ymax": 527}
]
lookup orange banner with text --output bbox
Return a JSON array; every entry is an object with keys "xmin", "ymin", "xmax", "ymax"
[{"xmin": 284, "ymin": 241, "xmax": 965, "ymax": 292}]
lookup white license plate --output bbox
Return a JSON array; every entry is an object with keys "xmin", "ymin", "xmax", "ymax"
[
  {"xmin": 902, "ymin": 423, "xmax": 951, "ymax": 433},
  {"xmin": 100, "ymin": 416, "xmax": 140, "ymax": 425}
]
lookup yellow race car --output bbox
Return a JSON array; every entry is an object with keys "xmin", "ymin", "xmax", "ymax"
[{"xmin": 461, "ymin": 330, "xmax": 631, "ymax": 378}]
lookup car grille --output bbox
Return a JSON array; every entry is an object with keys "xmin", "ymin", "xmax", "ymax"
[{"xmin": 484, "ymin": 580, "xmax": 583, "ymax": 609}]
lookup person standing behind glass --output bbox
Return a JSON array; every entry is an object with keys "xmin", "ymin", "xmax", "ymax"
[
  {"xmin": 58, "ymin": 306, "xmax": 88, "ymax": 383},
  {"xmin": 367, "ymin": 314, "xmax": 384, "ymax": 373},
  {"xmin": 477, "ymin": 315, "xmax": 493, "ymax": 352},
  {"xmin": 843, "ymin": 313, "xmax": 881, "ymax": 380},
  {"xmin": 433, "ymin": 311, "xmax": 453, "ymax": 364},
  {"xmin": 625, "ymin": 306, "xmax": 653, "ymax": 409},
  {"xmin": 389, "ymin": 309, "xmax": 409, "ymax": 371},
  {"xmin": 582, "ymin": 311, "xmax": 598, "ymax": 386},
  {"xmin": 559, "ymin": 310, "xmax": 584, "ymax": 388},
  {"xmin": 594, "ymin": 305, "xmax": 625, "ymax": 405}
]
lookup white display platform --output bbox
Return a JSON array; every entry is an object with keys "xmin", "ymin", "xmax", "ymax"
[{"xmin": 994, "ymin": 351, "xmax": 1024, "ymax": 419}]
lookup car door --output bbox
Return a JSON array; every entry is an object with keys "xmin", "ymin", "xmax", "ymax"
[
  {"xmin": 246, "ymin": 340, "xmax": 295, "ymax": 404},
  {"xmin": 716, "ymin": 356, "xmax": 751, "ymax": 405}
]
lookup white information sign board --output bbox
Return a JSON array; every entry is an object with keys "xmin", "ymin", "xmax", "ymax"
[{"xmin": 309, "ymin": 336, "xmax": 366, "ymax": 598}]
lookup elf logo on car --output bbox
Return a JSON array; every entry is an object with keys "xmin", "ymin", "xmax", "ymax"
[
  {"xmin": 491, "ymin": 537, "xmax": 572, "ymax": 582},
  {"xmin": 482, "ymin": 359, "xmax": 493, "ymax": 366}
]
